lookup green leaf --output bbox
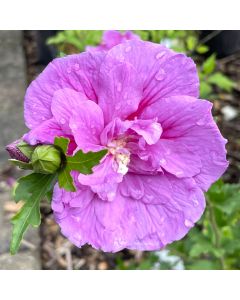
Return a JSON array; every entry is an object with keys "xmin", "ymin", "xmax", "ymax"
[
  {"xmin": 187, "ymin": 259, "xmax": 221, "ymax": 270},
  {"xmin": 9, "ymin": 159, "xmax": 33, "ymax": 170},
  {"xmin": 202, "ymin": 54, "xmax": 216, "ymax": 75},
  {"xmin": 186, "ymin": 36, "xmax": 197, "ymax": 51},
  {"xmin": 208, "ymin": 72, "xmax": 236, "ymax": 92},
  {"xmin": 67, "ymin": 149, "xmax": 108, "ymax": 174},
  {"xmin": 58, "ymin": 165, "xmax": 76, "ymax": 192},
  {"xmin": 200, "ymin": 81, "xmax": 213, "ymax": 98},
  {"xmin": 196, "ymin": 45, "xmax": 209, "ymax": 54},
  {"xmin": 10, "ymin": 173, "xmax": 57, "ymax": 254},
  {"xmin": 54, "ymin": 137, "xmax": 107, "ymax": 192}
]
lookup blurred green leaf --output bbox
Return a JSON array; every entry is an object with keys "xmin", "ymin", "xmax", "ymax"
[
  {"xmin": 208, "ymin": 72, "xmax": 235, "ymax": 92},
  {"xmin": 187, "ymin": 259, "xmax": 221, "ymax": 270},
  {"xmin": 202, "ymin": 54, "xmax": 216, "ymax": 75},
  {"xmin": 200, "ymin": 81, "xmax": 213, "ymax": 98},
  {"xmin": 186, "ymin": 36, "xmax": 197, "ymax": 51},
  {"xmin": 196, "ymin": 45, "xmax": 209, "ymax": 54}
]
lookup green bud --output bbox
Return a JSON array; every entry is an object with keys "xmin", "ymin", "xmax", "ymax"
[{"xmin": 31, "ymin": 145, "xmax": 61, "ymax": 174}]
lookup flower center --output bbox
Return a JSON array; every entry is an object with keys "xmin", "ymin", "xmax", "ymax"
[{"xmin": 107, "ymin": 138, "xmax": 130, "ymax": 175}]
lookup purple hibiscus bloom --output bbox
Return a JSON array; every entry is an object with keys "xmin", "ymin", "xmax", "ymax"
[
  {"xmin": 86, "ymin": 30, "xmax": 140, "ymax": 52},
  {"xmin": 23, "ymin": 39, "xmax": 228, "ymax": 252}
]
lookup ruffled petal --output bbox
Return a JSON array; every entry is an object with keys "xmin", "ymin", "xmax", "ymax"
[
  {"xmin": 69, "ymin": 99, "xmax": 105, "ymax": 152},
  {"xmin": 23, "ymin": 118, "xmax": 64, "ymax": 145},
  {"xmin": 99, "ymin": 40, "xmax": 199, "ymax": 112},
  {"xmin": 51, "ymin": 88, "xmax": 88, "ymax": 135},
  {"xmin": 98, "ymin": 62, "xmax": 143, "ymax": 123},
  {"xmin": 52, "ymin": 172, "xmax": 205, "ymax": 252},
  {"xmin": 141, "ymin": 96, "xmax": 228, "ymax": 190},
  {"xmin": 24, "ymin": 51, "xmax": 104, "ymax": 129},
  {"xmin": 144, "ymin": 139, "xmax": 202, "ymax": 178},
  {"xmin": 130, "ymin": 118, "xmax": 162, "ymax": 145},
  {"xmin": 78, "ymin": 155, "xmax": 123, "ymax": 201},
  {"xmin": 86, "ymin": 30, "xmax": 140, "ymax": 52}
]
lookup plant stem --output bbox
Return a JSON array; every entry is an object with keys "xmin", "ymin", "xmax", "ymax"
[{"xmin": 207, "ymin": 197, "xmax": 227, "ymax": 270}]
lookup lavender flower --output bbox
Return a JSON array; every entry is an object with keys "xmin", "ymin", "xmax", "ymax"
[{"xmin": 22, "ymin": 38, "xmax": 228, "ymax": 252}]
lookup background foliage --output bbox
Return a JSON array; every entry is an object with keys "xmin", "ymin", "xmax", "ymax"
[{"xmin": 47, "ymin": 30, "xmax": 240, "ymax": 270}]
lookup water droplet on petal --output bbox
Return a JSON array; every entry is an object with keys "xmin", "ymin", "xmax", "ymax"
[
  {"xmin": 176, "ymin": 171, "xmax": 183, "ymax": 176},
  {"xmin": 155, "ymin": 51, "xmax": 165, "ymax": 60},
  {"xmin": 196, "ymin": 118, "xmax": 205, "ymax": 126},
  {"xmin": 117, "ymin": 82, "xmax": 122, "ymax": 92},
  {"xmin": 107, "ymin": 191, "xmax": 116, "ymax": 201},
  {"xmin": 146, "ymin": 194, "xmax": 154, "ymax": 201},
  {"xmin": 125, "ymin": 46, "xmax": 132, "ymax": 52},
  {"xmin": 155, "ymin": 68, "xmax": 165, "ymax": 81},
  {"xmin": 74, "ymin": 63, "xmax": 80, "ymax": 71},
  {"xmin": 184, "ymin": 219, "xmax": 193, "ymax": 228},
  {"xmin": 60, "ymin": 118, "xmax": 66, "ymax": 124},
  {"xmin": 127, "ymin": 100, "xmax": 132, "ymax": 105},
  {"xmin": 41, "ymin": 116, "xmax": 46, "ymax": 121},
  {"xmin": 66, "ymin": 67, "xmax": 71, "ymax": 74},
  {"xmin": 116, "ymin": 103, "xmax": 121, "ymax": 110},
  {"xmin": 160, "ymin": 158, "xmax": 166, "ymax": 165},
  {"xmin": 71, "ymin": 123, "xmax": 77, "ymax": 129},
  {"xmin": 193, "ymin": 199, "xmax": 199, "ymax": 207},
  {"xmin": 123, "ymin": 92, "xmax": 128, "ymax": 99},
  {"xmin": 132, "ymin": 189, "xmax": 143, "ymax": 199},
  {"xmin": 159, "ymin": 216, "xmax": 165, "ymax": 224},
  {"xmin": 166, "ymin": 149, "xmax": 171, "ymax": 155}
]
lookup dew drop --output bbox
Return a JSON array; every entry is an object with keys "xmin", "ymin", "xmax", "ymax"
[
  {"xmin": 132, "ymin": 189, "xmax": 143, "ymax": 199},
  {"xmin": 66, "ymin": 67, "xmax": 71, "ymax": 74},
  {"xmin": 127, "ymin": 100, "xmax": 132, "ymax": 105},
  {"xmin": 41, "ymin": 116, "xmax": 46, "ymax": 121},
  {"xmin": 176, "ymin": 171, "xmax": 183, "ymax": 176},
  {"xmin": 125, "ymin": 46, "xmax": 132, "ymax": 52},
  {"xmin": 196, "ymin": 118, "xmax": 205, "ymax": 126},
  {"xmin": 166, "ymin": 149, "xmax": 171, "ymax": 155},
  {"xmin": 107, "ymin": 191, "xmax": 116, "ymax": 201},
  {"xmin": 123, "ymin": 92, "xmax": 128, "ymax": 99},
  {"xmin": 60, "ymin": 118, "xmax": 66, "ymax": 124},
  {"xmin": 155, "ymin": 68, "xmax": 165, "ymax": 81},
  {"xmin": 71, "ymin": 123, "xmax": 77, "ymax": 129},
  {"xmin": 147, "ymin": 194, "xmax": 154, "ymax": 200},
  {"xmin": 117, "ymin": 82, "xmax": 122, "ymax": 92},
  {"xmin": 155, "ymin": 51, "xmax": 165, "ymax": 60},
  {"xmin": 116, "ymin": 103, "xmax": 121, "ymax": 110},
  {"xmin": 74, "ymin": 63, "xmax": 80, "ymax": 71},
  {"xmin": 193, "ymin": 199, "xmax": 199, "ymax": 207},
  {"xmin": 159, "ymin": 217, "xmax": 165, "ymax": 224},
  {"xmin": 184, "ymin": 219, "xmax": 193, "ymax": 228},
  {"xmin": 160, "ymin": 158, "xmax": 166, "ymax": 165}
]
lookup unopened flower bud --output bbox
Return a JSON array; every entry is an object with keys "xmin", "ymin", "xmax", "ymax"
[
  {"xmin": 6, "ymin": 139, "xmax": 33, "ymax": 163},
  {"xmin": 31, "ymin": 145, "xmax": 61, "ymax": 174}
]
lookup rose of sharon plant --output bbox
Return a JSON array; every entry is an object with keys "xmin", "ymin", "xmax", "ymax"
[
  {"xmin": 86, "ymin": 30, "xmax": 140, "ymax": 52},
  {"xmin": 22, "ymin": 38, "xmax": 228, "ymax": 252}
]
